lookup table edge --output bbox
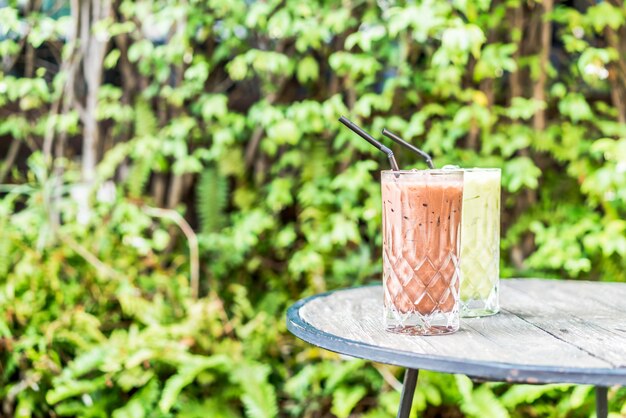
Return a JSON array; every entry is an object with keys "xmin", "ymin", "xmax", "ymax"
[{"xmin": 286, "ymin": 281, "xmax": 626, "ymax": 386}]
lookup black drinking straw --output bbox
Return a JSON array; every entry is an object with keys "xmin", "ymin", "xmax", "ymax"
[
  {"xmin": 339, "ymin": 116, "xmax": 400, "ymax": 171},
  {"xmin": 381, "ymin": 128, "xmax": 435, "ymax": 169}
]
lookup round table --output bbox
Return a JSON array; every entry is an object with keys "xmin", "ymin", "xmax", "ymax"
[{"xmin": 287, "ymin": 279, "xmax": 626, "ymax": 418}]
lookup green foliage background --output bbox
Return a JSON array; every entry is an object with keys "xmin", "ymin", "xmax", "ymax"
[{"xmin": 1, "ymin": 0, "xmax": 626, "ymax": 416}]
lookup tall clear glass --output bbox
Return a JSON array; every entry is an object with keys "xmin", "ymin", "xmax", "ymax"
[
  {"xmin": 381, "ymin": 170, "xmax": 464, "ymax": 335},
  {"xmin": 459, "ymin": 168, "xmax": 501, "ymax": 317}
]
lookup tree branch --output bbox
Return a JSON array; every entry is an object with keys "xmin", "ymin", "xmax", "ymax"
[
  {"xmin": 532, "ymin": 0, "xmax": 552, "ymax": 131},
  {"xmin": 143, "ymin": 206, "xmax": 200, "ymax": 299},
  {"xmin": 60, "ymin": 234, "xmax": 125, "ymax": 280},
  {"xmin": 509, "ymin": 3, "xmax": 524, "ymax": 99},
  {"xmin": 0, "ymin": 139, "xmax": 21, "ymax": 184}
]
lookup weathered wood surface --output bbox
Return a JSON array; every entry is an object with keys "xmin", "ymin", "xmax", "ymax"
[{"xmin": 287, "ymin": 279, "xmax": 626, "ymax": 385}]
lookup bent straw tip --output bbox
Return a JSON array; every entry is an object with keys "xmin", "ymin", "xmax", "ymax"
[
  {"xmin": 338, "ymin": 117, "xmax": 400, "ymax": 171},
  {"xmin": 381, "ymin": 128, "xmax": 402, "ymax": 140},
  {"xmin": 381, "ymin": 128, "xmax": 436, "ymax": 169}
]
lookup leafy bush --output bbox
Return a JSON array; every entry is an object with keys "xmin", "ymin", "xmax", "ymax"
[{"xmin": 1, "ymin": 0, "xmax": 625, "ymax": 416}]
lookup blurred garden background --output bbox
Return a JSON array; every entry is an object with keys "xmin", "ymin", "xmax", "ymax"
[{"xmin": 1, "ymin": 0, "xmax": 626, "ymax": 416}]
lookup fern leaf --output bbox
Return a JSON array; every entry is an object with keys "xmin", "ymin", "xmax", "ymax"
[
  {"xmin": 501, "ymin": 384, "xmax": 571, "ymax": 408},
  {"xmin": 177, "ymin": 399, "xmax": 239, "ymax": 418},
  {"xmin": 325, "ymin": 359, "xmax": 366, "ymax": 393},
  {"xmin": 0, "ymin": 221, "xmax": 12, "ymax": 277},
  {"xmin": 241, "ymin": 381, "xmax": 278, "ymax": 418},
  {"xmin": 159, "ymin": 356, "xmax": 231, "ymax": 413},
  {"xmin": 96, "ymin": 142, "xmax": 131, "ymax": 182},
  {"xmin": 46, "ymin": 376, "xmax": 107, "ymax": 405},
  {"xmin": 196, "ymin": 167, "xmax": 228, "ymax": 235},
  {"xmin": 127, "ymin": 155, "xmax": 153, "ymax": 198},
  {"xmin": 134, "ymin": 98, "xmax": 158, "ymax": 138},
  {"xmin": 126, "ymin": 98, "xmax": 158, "ymax": 198},
  {"xmin": 331, "ymin": 385, "xmax": 367, "ymax": 418},
  {"xmin": 460, "ymin": 386, "xmax": 509, "ymax": 418},
  {"xmin": 112, "ymin": 379, "xmax": 159, "ymax": 418},
  {"xmin": 232, "ymin": 363, "xmax": 278, "ymax": 418}
]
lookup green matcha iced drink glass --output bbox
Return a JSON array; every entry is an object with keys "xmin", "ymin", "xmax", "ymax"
[{"xmin": 459, "ymin": 168, "xmax": 501, "ymax": 317}]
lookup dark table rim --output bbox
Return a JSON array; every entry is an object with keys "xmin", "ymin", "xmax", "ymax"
[{"xmin": 286, "ymin": 286, "xmax": 626, "ymax": 386}]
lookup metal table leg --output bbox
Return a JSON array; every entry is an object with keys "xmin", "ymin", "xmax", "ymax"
[
  {"xmin": 596, "ymin": 386, "xmax": 608, "ymax": 418},
  {"xmin": 397, "ymin": 368, "xmax": 419, "ymax": 418}
]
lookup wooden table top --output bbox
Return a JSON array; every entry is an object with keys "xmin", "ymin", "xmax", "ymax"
[{"xmin": 286, "ymin": 279, "xmax": 626, "ymax": 386}]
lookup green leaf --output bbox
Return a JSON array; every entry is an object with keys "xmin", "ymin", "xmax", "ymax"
[
  {"xmin": 240, "ymin": 382, "xmax": 278, "ymax": 418},
  {"xmin": 104, "ymin": 49, "xmax": 121, "ymax": 69},
  {"xmin": 284, "ymin": 365, "xmax": 318, "ymax": 400},
  {"xmin": 185, "ymin": 61, "xmax": 210, "ymax": 83},
  {"xmin": 354, "ymin": 94, "xmax": 392, "ymax": 117},
  {"xmin": 159, "ymin": 356, "xmax": 231, "ymax": 413},
  {"xmin": 228, "ymin": 55, "xmax": 248, "ymax": 80},
  {"xmin": 112, "ymin": 379, "xmax": 160, "ymax": 418},
  {"xmin": 455, "ymin": 375, "xmax": 474, "ymax": 399},
  {"xmin": 267, "ymin": 119, "xmax": 301, "ymax": 145},
  {"xmin": 201, "ymin": 94, "xmax": 228, "ymax": 121},
  {"xmin": 331, "ymin": 385, "xmax": 368, "ymax": 418},
  {"xmin": 329, "ymin": 52, "xmax": 381, "ymax": 78},
  {"xmin": 559, "ymin": 93, "xmax": 593, "ymax": 123},
  {"xmin": 177, "ymin": 399, "xmax": 239, "ymax": 418},
  {"xmin": 196, "ymin": 166, "xmax": 229, "ymax": 234},
  {"xmin": 345, "ymin": 25, "xmax": 386, "ymax": 51},
  {"xmin": 127, "ymin": 39, "xmax": 154, "ymax": 63},
  {"xmin": 501, "ymin": 384, "xmax": 572, "ymax": 408},
  {"xmin": 502, "ymin": 157, "xmax": 542, "ymax": 192},
  {"xmin": 474, "ymin": 43, "xmax": 517, "ymax": 81},
  {"xmin": 584, "ymin": 2, "xmax": 624, "ymax": 32},
  {"xmin": 568, "ymin": 385, "xmax": 593, "ymax": 409},
  {"xmin": 231, "ymin": 363, "xmax": 278, "ymax": 418},
  {"xmin": 266, "ymin": 178, "xmax": 293, "ymax": 213},
  {"xmin": 173, "ymin": 155, "xmax": 203, "ymax": 174},
  {"xmin": 387, "ymin": 2, "xmax": 449, "ymax": 40},
  {"xmin": 324, "ymin": 359, "xmax": 367, "ymax": 393},
  {"xmin": 249, "ymin": 50, "xmax": 293, "ymax": 77},
  {"xmin": 297, "ymin": 55, "xmax": 319, "ymax": 83},
  {"xmin": 134, "ymin": 98, "xmax": 157, "ymax": 136},
  {"xmin": 117, "ymin": 368, "xmax": 155, "ymax": 392},
  {"xmin": 15, "ymin": 393, "xmax": 35, "ymax": 418},
  {"xmin": 505, "ymin": 97, "xmax": 546, "ymax": 120},
  {"xmin": 267, "ymin": 9, "xmax": 291, "ymax": 39},
  {"xmin": 46, "ymin": 377, "xmax": 107, "ymax": 405},
  {"xmin": 460, "ymin": 385, "xmax": 509, "ymax": 418},
  {"xmin": 0, "ymin": 7, "xmax": 21, "ymax": 36},
  {"xmin": 437, "ymin": 24, "xmax": 486, "ymax": 65}
]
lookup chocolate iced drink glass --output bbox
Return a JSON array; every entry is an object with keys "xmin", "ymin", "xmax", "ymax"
[{"xmin": 381, "ymin": 170, "xmax": 464, "ymax": 335}]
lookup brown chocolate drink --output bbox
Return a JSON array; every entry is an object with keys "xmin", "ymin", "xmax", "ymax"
[{"xmin": 381, "ymin": 170, "xmax": 463, "ymax": 327}]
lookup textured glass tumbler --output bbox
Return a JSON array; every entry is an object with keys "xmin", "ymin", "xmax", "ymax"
[
  {"xmin": 381, "ymin": 170, "xmax": 464, "ymax": 336},
  {"xmin": 459, "ymin": 169, "xmax": 501, "ymax": 317}
]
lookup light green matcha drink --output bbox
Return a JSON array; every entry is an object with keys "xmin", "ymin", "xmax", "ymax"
[{"xmin": 460, "ymin": 169, "xmax": 501, "ymax": 317}]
